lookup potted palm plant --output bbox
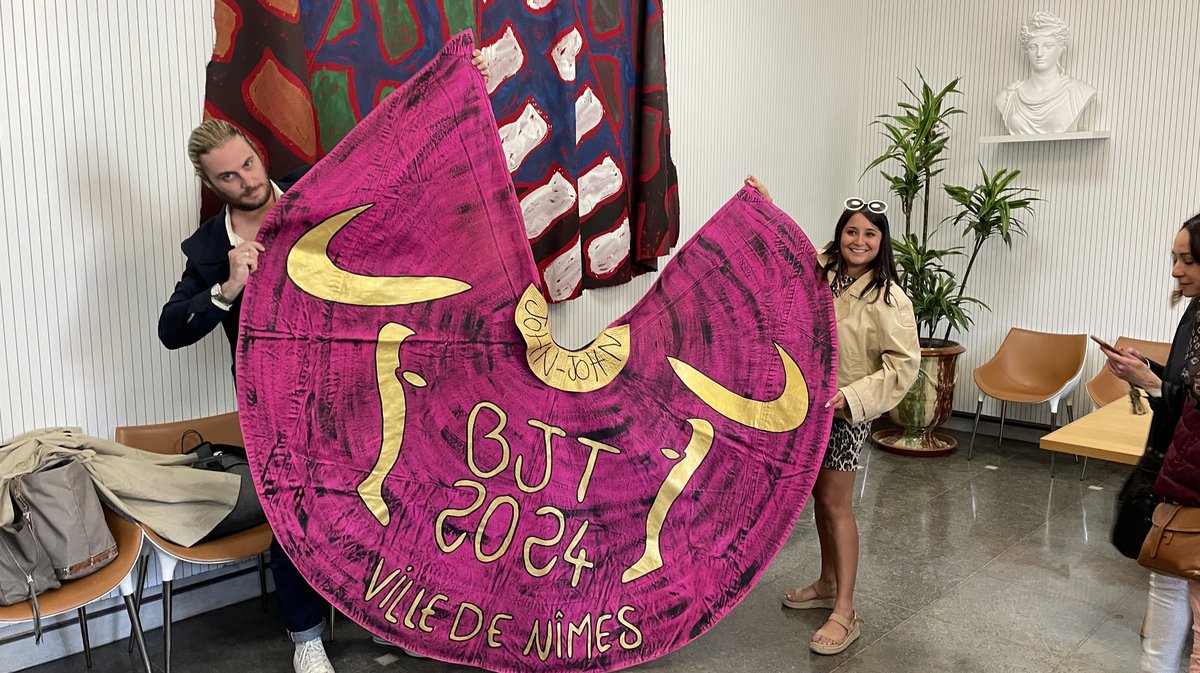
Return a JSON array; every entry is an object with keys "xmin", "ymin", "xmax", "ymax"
[{"xmin": 865, "ymin": 73, "xmax": 1038, "ymax": 456}]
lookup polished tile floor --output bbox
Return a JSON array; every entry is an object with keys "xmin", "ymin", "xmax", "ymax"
[{"xmin": 23, "ymin": 430, "xmax": 1189, "ymax": 672}]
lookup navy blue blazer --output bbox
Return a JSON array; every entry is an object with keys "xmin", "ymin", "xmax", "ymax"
[{"xmin": 158, "ymin": 166, "xmax": 310, "ymax": 362}]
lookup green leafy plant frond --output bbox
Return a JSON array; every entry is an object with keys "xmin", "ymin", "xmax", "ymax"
[
  {"xmin": 864, "ymin": 71, "xmax": 964, "ymax": 240},
  {"xmin": 869, "ymin": 73, "xmax": 1038, "ymax": 343},
  {"xmin": 937, "ymin": 164, "xmax": 1039, "ymax": 341}
]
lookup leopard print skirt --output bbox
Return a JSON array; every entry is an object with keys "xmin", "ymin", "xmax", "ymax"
[{"xmin": 822, "ymin": 417, "xmax": 871, "ymax": 471}]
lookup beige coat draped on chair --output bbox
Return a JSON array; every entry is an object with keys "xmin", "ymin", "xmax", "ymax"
[{"xmin": 0, "ymin": 427, "xmax": 238, "ymax": 546}]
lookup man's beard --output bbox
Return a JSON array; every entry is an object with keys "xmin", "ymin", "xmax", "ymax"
[{"xmin": 229, "ymin": 185, "xmax": 271, "ymax": 211}]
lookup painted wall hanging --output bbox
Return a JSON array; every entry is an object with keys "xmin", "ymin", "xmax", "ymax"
[
  {"xmin": 238, "ymin": 34, "xmax": 835, "ymax": 673},
  {"xmin": 204, "ymin": 0, "xmax": 678, "ymax": 301}
]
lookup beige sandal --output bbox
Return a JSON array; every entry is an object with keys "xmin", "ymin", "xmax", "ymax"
[
  {"xmin": 781, "ymin": 583, "xmax": 836, "ymax": 610},
  {"xmin": 809, "ymin": 611, "xmax": 861, "ymax": 655}
]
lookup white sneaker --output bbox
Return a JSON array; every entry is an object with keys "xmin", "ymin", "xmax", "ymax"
[{"xmin": 294, "ymin": 638, "xmax": 336, "ymax": 673}]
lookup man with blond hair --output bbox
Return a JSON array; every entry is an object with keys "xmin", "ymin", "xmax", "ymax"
[
  {"xmin": 160, "ymin": 119, "xmax": 295, "ymax": 357},
  {"xmin": 159, "ymin": 51, "xmax": 489, "ymax": 673},
  {"xmin": 160, "ymin": 118, "xmax": 338, "ymax": 673}
]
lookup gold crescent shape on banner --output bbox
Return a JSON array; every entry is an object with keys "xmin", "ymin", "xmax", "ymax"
[
  {"xmin": 287, "ymin": 204, "xmax": 472, "ymax": 306},
  {"xmin": 668, "ymin": 343, "xmax": 809, "ymax": 432},
  {"xmin": 515, "ymin": 285, "xmax": 630, "ymax": 393}
]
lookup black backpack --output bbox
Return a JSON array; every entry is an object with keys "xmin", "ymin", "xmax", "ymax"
[{"xmin": 183, "ymin": 431, "xmax": 267, "ymax": 542}]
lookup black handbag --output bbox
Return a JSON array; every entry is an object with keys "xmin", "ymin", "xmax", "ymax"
[
  {"xmin": 182, "ymin": 431, "xmax": 267, "ymax": 542},
  {"xmin": 1112, "ymin": 447, "xmax": 1166, "ymax": 559}
]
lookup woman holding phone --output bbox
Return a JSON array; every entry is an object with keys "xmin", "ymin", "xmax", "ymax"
[{"xmin": 1103, "ymin": 213, "xmax": 1200, "ymax": 673}]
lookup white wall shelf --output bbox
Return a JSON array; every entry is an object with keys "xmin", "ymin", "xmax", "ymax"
[{"xmin": 979, "ymin": 130, "xmax": 1112, "ymax": 144}]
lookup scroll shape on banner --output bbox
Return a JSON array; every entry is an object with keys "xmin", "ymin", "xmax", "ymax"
[
  {"xmin": 237, "ymin": 33, "xmax": 837, "ymax": 673},
  {"xmin": 515, "ymin": 285, "xmax": 631, "ymax": 393}
]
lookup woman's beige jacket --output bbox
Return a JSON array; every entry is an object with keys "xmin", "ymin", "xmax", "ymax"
[{"xmin": 824, "ymin": 258, "xmax": 921, "ymax": 424}]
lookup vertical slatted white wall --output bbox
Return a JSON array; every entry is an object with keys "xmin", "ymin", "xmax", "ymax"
[
  {"xmin": 0, "ymin": 3, "xmax": 243, "ymax": 659},
  {"xmin": 0, "ymin": 1, "xmax": 228, "ymax": 442},
  {"xmin": 849, "ymin": 0, "xmax": 1199, "ymax": 424},
  {"xmin": 2, "ymin": 1, "xmax": 1196, "ymax": 511}
]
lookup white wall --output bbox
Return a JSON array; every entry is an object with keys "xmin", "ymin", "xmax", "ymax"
[
  {"xmin": 13, "ymin": 1, "xmax": 1198, "ymax": 464},
  {"xmin": 848, "ymin": 0, "xmax": 1200, "ymax": 424},
  {"xmin": 556, "ymin": 0, "xmax": 1200, "ymax": 429},
  {"xmin": 0, "ymin": 1, "xmax": 229, "ymax": 442}
]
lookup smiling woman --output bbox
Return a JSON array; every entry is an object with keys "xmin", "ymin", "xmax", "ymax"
[
  {"xmin": 787, "ymin": 199, "xmax": 919, "ymax": 655},
  {"xmin": 995, "ymin": 10, "xmax": 1097, "ymax": 134},
  {"xmin": 745, "ymin": 177, "xmax": 920, "ymax": 656},
  {"xmin": 838, "ymin": 210, "xmax": 884, "ymax": 278}
]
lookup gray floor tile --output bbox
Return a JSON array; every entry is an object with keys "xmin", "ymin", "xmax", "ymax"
[
  {"xmin": 829, "ymin": 613, "xmax": 1063, "ymax": 673},
  {"xmin": 920, "ymin": 571, "xmax": 1115, "ymax": 656},
  {"xmin": 853, "ymin": 541, "xmax": 973, "ymax": 612},
  {"xmin": 858, "ymin": 507, "xmax": 1022, "ymax": 576},
  {"xmin": 1052, "ymin": 614, "xmax": 1145, "ymax": 673},
  {"xmin": 980, "ymin": 510, "xmax": 1147, "ymax": 612},
  {"xmin": 852, "ymin": 468, "xmax": 960, "ymax": 514}
]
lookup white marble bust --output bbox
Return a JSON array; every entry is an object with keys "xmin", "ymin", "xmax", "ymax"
[{"xmin": 995, "ymin": 11, "xmax": 1097, "ymax": 134}]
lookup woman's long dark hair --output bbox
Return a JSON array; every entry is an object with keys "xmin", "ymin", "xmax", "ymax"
[
  {"xmin": 821, "ymin": 208, "xmax": 901, "ymax": 306},
  {"xmin": 1172, "ymin": 213, "xmax": 1200, "ymax": 305}
]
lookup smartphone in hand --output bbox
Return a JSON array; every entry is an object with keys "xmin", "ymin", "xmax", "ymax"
[{"xmin": 1090, "ymin": 335, "xmax": 1119, "ymax": 354}]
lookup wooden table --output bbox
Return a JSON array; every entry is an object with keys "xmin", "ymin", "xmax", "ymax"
[{"xmin": 1039, "ymin": 398, "xmax": 1152, "ymax": 476}]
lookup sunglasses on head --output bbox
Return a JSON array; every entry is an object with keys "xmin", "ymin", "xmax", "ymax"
[{"xmin": 844, "ymin": 197, "xmax": 888, "ymax": 214}]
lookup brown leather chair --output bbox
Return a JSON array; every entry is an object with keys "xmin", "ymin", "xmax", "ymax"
[
  {"xmin": 0, "ymin": 506, "xmax": 153, "ymax": 673},
  {"xmin": 968, "ymin": 328, "xmax": 1088, "ymax": 460},
  {"xmin": 1086, "ymin": 337, "xmax": 1172, "ymax": 407},
  {"xmin": 114, "ymin": 412, "xmax": 272, "ymax": 673}
]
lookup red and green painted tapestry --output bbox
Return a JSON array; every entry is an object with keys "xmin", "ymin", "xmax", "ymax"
[{"xmin": 203, "ymin": 0, "xmax": 679, "ymax": 301}]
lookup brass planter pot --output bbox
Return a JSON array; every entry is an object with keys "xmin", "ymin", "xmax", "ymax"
[{"xmin": 872, "ymin": 340, "xmax": 966, "ymax": 457}]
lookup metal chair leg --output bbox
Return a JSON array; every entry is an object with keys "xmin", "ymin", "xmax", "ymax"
[
  {"xmin": 329, "ymin": 604, "xmax": 336, "ymax": 642},
  {"xmin": 968, "ymin": 399, "xmax": 984, "ymax": 461},
  {"xmin": 258, "ymin": 552, "xmax": 269, "ymax": 613},
  {"xmin": 78, "ymin": 606, "xmax": 92, "ymax": 669},
  {"xmin": 1066, "ymin": 401, "xmax": 1075, "ymax": 423},
  {"xmin": 1080, "ymin": 456, "xmax": 1089, "ymax": 481},
  {"xmin": 123, "ymin": 594, "xmax": 154, "ymax": 673},
  {"xmin": 997, "ymin": 401, "xmax": 1009, "ymax": 448},
  {"xmin": 128, "ymin": 553, "xmax": 149, "ymax": 653},
  {"xmin": 163, "ymin": 579, "xmax": 174, "ymax": 673},
  {"xmin": 1048, "ymin": 410, "xmax": 1061, "ymax": 478}
]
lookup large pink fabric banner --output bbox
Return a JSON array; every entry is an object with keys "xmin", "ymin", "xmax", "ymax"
[{"xmin": 238, "ymin": 33, "xmax": 836, "ymax": 672}]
